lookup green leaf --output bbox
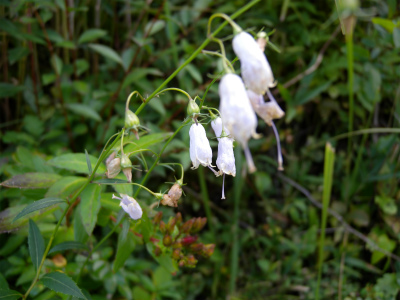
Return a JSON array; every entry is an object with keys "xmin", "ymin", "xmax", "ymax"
[
  {"xmin": 393, "ymin": 27, "xmax": 400, "ymax": 48},
  {"xmin": 0, "ymin": 273, "xmax": 9, "ymax": 290},
  {"xmin": 145, "ymin": 20, "xmax": 165, "ymax": 36},
  {"xmin": 113, "ymin": 219, "xmax": 135, "ymax": 272},
  {"xmin": 8, "ymin": 47, "xmax": 29, "ymax": 65},
  {"xmin": 48, "ymin": 153, "xmax": 105, "ymax": 174},
  {"xmin": 50, "ymin": 54, "xmax": 63, "ymax": 75},
  {"xmin": 0, "ymin": 83, "xmax": 25, "ymax": 98},
  {"xmin": 84, "ymin": 150, "xmax": 92, "ymax": 175},
  {"xmin": 100, "ymin": 193, "xmax": 120, "ymax": 212},
  {"xmin": 28, "ymin": 219, "xmax": 45, "ymax": 271},
  {"xmin": 78, "ymin": 29, "xmax": 107, "ymax": 44},
  {"xmin": 118, "ymin": 132, "xmax": 172, "ymax": 154},
  {"xmin": 93, "ymin": 178, "xmax": 129, "ymax": 184},
  {"xmin": 46, "ymin": 176, "xmax": 87, "ymax": 198},
  {"xmin": 375, "ymin": 196, "xmax": 397, "ymax": 215},
  {"xmin": 40, "ymin": 272, "xmax": 86, "ymax": 299},
  {"xmin": 1, "ymin": 173, "xmax": 62, "ymax": 189},
  {"xmin": 49, "ymin": 241, "xmax": 88, "ymax": 254},
  {"xmin": 66, "ymin": 103, "xmax": 101, "ymax": 122},
  {"xmin": 0, "ymin": 290, "xmax": 22, "ymax": 300},
  {"xmin": 372, "ymin": 17, "xmax": 396, "ymax": 33},
  {"xmin": 121, "ymin": 68, "xmax": 163, "ymax": 89},
  {"xmin": 88, "ymin": 44, "xmax": 122, "ymax": 65},
  {"xmin": 74, "ymin": 207, "xmax": 89, "ymax": 243},
  {"xmin": 80, "ymin": 184, "xmax": 101, "ymax": 235},
  {"xmin": 371, "ymin": 234, "xmax": 396, "ymax": 264},
  {"xmin": 14, "ymin": 197, "xmax": 66, "ymax": 221}
]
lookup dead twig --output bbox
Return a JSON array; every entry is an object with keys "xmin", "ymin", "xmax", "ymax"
[{"xmin": 278, "ymin": 173, "xmax": 400, "ymax": 262}]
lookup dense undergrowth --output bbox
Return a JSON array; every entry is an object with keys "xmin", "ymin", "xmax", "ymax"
[{"xmin": 1, "ymin": 0, "xmax": 400, "ymax": 299}]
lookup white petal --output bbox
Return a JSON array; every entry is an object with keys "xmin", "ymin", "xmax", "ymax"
[
  {"xmin": 216, "ymin": 138, "xmax": 236, "ymax": 176},
  {"xmin": 233, "ymin": 32, "xmax": 275, "ymax": 95},
  {"xmin": 247, "ymin": 89, "xmax": 285, "ymax": 126},
  {"xmin": 189, "ymin": 123, "xmax": 213, "ymax": 168}
]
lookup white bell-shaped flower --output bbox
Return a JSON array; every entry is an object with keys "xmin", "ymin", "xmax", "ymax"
[
  {"xmin": 112, "ymin": 193, "xmax": 142, "ymax": 220},
  {"xmin": 247, "ymin": 89, "xmax": 284, "ymax": 126},
  {"xmin": 211, "ymin": 117, "xmax": 236, "ymax": 177},
  {"xmin": 219, "ymin": 73, "xmax": 258, "ymax": 173},
  {"xmin": 189, "ymin": 123, "xmax": 213, "ymax": 169},
  {"xmin": 233, "ymin": 31, "xmax": 275, "ymax": 95}
]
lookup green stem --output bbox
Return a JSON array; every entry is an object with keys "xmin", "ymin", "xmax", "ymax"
[
  {"xmin": 345, "ymin": 30, "xmax": 354, "ymax": 169},
  {"xmin": 202, "ymin": 50, "xmax": 234, "ymax": 72},
  {"xmin": 207, "ymin": 13, "xmax": 242, "ymax": 36},
  {"xmin": 134, "ymin": 0, "xmax": 261, "ymax": 116},
  {"xmin": 198, "ymin": 167, "xmax": 215, "ymax": 239},
  {"xmin": 134, "ymin": 120, "xmax": 191, "ymax": 197},
  {"xmin": 23, "ymin": 132, "xmax": 122, "ymax": 299},
  {"xmin": 158, "ymin": 162, "xmax": 185, "ymax": 182},
  {"xmin": 315, "ymin": 143, "xmax": 335, "ymax": 300},
  {"xmin": 229, "ymin": 146, "xmax": 243, "ymax": 295},
  {"xmin": 154, "ymin": 87, "xmax": 192, "ymax": 101}
]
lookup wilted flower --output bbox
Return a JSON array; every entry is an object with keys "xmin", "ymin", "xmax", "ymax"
[
  {"xmin": 247, "ymin": 89, "xmax": 284, "ymax": 126},
  {"xmin": 112, "ymin": 193, "xmax": 142, "ymax": 220},
  {"xmin": 106, "ymin": 155, "xmax": 121, "ymax": 178},
  {"xmin": 120, "ymin": 154, "xmax": 132, "ymax": 182},
  {"xmin": 219, "ymin": 73, "xmax": 258, "ymax": 173},
  {"xmin": 189, "ymin": 123, "xmax": 213, "ymax": 169},
  {"xmin": 232, "ymin": 31, "xmax": 275, "ymax": 95}
]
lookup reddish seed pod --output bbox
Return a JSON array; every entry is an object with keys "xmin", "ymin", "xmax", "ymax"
[
  {"xmin": 172, "ymin": 249, "xmax": 181, "ymax": 260},
  {"xmin": 159, "ymin": 220, "xmax": 166, "ymax": 234},
  {"xmin": 186, "ymin": 254, "xmax": 198, "ymax": 267},
  {"xmin": 180, "ymin": 218, "xmax": 195, "ymax": 234},
  {"xmin": 176, "ymin": 212, "xmax": 182, "ymax": 227},
  {"xmin": 189, "ymin": 243, "xmax": 204, "ymax": 254},
  {"xmin": 166, "ymin": 217, "xmax": 176, "ymax": 234},
  {"xmin": 202, "ymin": 244, "xmax": 216, "ymax": 258},
  {"xmin": 178, "ymin": 259, "xmax": 186, "ymax": 268},
  {"xmin": 154, "ymin": 246, "xmax": 162, "ymax": 257},
  {"xmin": 153, "ymin": 211, "xmax": 163, "ymax": 225}
]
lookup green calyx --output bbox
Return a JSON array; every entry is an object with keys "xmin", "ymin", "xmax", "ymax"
[
  {"xmin": 125, "ymin": 109, "xmax": 140, "ymax": 129},
  {"xmin": 120, "ymin": 154, "xmax": 132, "ymax": 169},
  {"xmin": 187, "ymin": 99, "xmax": 200, "ymax": 117}
]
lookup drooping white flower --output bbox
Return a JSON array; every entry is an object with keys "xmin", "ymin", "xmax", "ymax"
[
  {"xmin": 112, "ymin": 193, "xmax": 142, "ymax": 220},
  {"xmin": 189, "ymin": 123, "xmax": 213, "ymax": 169},
  {"xmin": 211, "ymin": 117, "xmax": 236, "ymax": 177},
  {"xmin": 247, "ymin": 89, "xmax": 284, "ymax": 126},
  {"xmin": 219, "ymin": 73, "xmax": 258, "ymax": 173},
  {"xmin": 232, "ymin": 31, "xmax": 275, "ymax": 95}
]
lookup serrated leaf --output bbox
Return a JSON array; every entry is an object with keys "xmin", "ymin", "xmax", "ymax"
[
  {"xmin": 49, "ymin": 241, "xmax": 88, "ymax": 254},
  {"xmin": 78, "ymin": 29, "xmax": 107, "ymax": 44},
  {"xmin": 28, "ymin": 219, "xmax": 45, "ymax": 270},
  {"xmin": 88, "ymin": 44, "xmax": 122, "ymax": 65},
  {"xmin": 113, "ymin": 219, "xmax": 135, "ymax": 272},
  {"xmin": 48, "ymin": 154, "xmax": 105, "ymax": 174},
  {"xmin": 80, "ymin": 185, "xmax": 101, "ymax": 235},
  {"xmin": 40, "ymin": 272, "xmax": 86, "ymax": 299},
  {"xmin": 1, "ymin": 173, "xmax": 61, "ymax": 189},
  {"xmin": 66, "ymin": 103, "xmax": 101, "ymax": 122},
  {"xmin": 14, "ymin": 197, "xmax": 66, "ymax": 221},
  {"xmin": 84, "ymin": 149, "xmax": 92, "ymax": 175},
  {"xmin": 0, "ymin": 290, "xmax": 22, "ymax": 300},
  {"xmin": 46, "ymin": 176, "xmax": 87, "ymax": 198}
]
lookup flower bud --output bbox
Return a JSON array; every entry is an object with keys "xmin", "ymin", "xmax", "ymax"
[
  {"xmin": 181, "ymin": 235, "xmax": 198, "ymax": 246},
  {"xmin": 180, "ymin": 218, "xmax": 195, "ymax": 234},
  {"xmin": 163, "ymin": 234, "xmax": 172, "ymax": 247},
  {"xmin": 178, "ymin": 259, "xmax": 186, "ymax": 268},
  {"xmin": 176, "ymin": 212, "xmax": 182, "ymax": 227},
  {"xmin": 172, "ymin": 241, "xmax": 182, "ymax": 248},
  {"xmin": 166, "ymin": 217, "xmax": 176, "ymax": 234},
  {"xmin": 187, "ymin": 99, "xmax": 200, "ymax": 118},
  {"xmin": 154, "ymin": 246, "xmax": 162, "ymax": 257},
  {"xmin": 152, "ymin": 211, "xmax": 163, "ymax": 225},
  {"xmin": 189, "ymin": 243, "xmax": 204, "ymax": 254},
  {"xmin": 106, "ymin": 157, "xmax": 121, "ymax": 178},
  {"xmin": 125, "ymin": 109, "xmax": 141, "ymax": 139},
  {"xmin": 202, "ymin": 244, "xmax": 215, "ymax": 258},
  {"xmin": 172, "ymin": 249, "xmax": 181, "ymax": 260},
  {"xmin": 159, "ymin": 220, "xmax": 166, "ymax": 234},
  {"xmin": 105, "ymin": 151, "xmax": 117, "ymax": 166},
  {"xmin": 191, "ymin": 217, "xmax": 207, "ymax": 233},
  {"xmin": 186, "ymin": 254, "xmax": 197, "ymax": 267}
]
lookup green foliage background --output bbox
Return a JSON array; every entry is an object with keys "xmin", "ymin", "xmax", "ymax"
[{"xmin": 1, "ymin": 0, "xmax": 400, "ymax": 299}]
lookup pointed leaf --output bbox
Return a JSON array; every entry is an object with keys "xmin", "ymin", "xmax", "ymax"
[
  {"xmin": 80, "ymin": 185, "xmax": 101, "ymax": 235},
  {"xmin": 0, "ymin": 290, "xmax": 22, "ymax": 300},
  {"xmin": 0, "ymin": 273, "xmax": 9, "ymax": 290},
  {"xmin": 84, "ymin": 150, "xmax": 92, "ymax": 175},
  {"xmin": 66, "ymin": 103, "xmax": 101, "ymax": 122},
  {"xmin": 28, "ymin": 219, "xmax": 45, "ymax": 270},
  {"xmin": 113, "ymin": 219, "xmax": 135, "ymax": 272},
  {"xmin": 46, "ymin": 176, "xmax": 87, "ymax": 198},
  {"xmin": 48, "ymin": 154, "xmax": 105, "ymax": 174},
  {"xmin": 115, "ymin": 132, "xmax": 172, "ymax": 153},
  {"xmin": 78, "ymin": 29, "xmax": 107, "ymax": 44},
  {"xmin": 14, "ymin": 198, "xmax": 66, "ymax": 221},
  {"xmin": 40, "ymin": 272, "xmax": 86, "ymax": 299},
  {"xmin": 1, "ymin": 173, "xmax": 62, "ymax": 189},
  {"xmin": 49, "ymin": 241, "xmax": 88, "ymax": 254},
  {"xmin": 88, "ymin": 44, "xmax": 122, "ymax": 65}
]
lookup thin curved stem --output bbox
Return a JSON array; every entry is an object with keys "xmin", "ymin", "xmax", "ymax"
[
  {"xmin": 202, "ymin": 50, "xmax": 234, "ymax": 73},
  {"xmin": 271, "ymin": 121, "xmax": 284, "ymax": 171},
  {"xmin": 126, "ymin": 91, "xmax": 146, "ymax": 110},
  {"xmin": 134, "ymin": 0, "xmax": 261, "ymax": 116},
  {"xmin": 125, "ymin": 148, "xmax": 159, "ymax": 159},
  {"xmin": 154, "ymin": 87, "xmax": 192, "ymax": 101},
  {"xmin": 158, "ymin": 162, "xmax": 185, "ymax": 182},
  {"xmin": 207, "ymin": 13, "xmax": 242, "ymax": 36}
]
